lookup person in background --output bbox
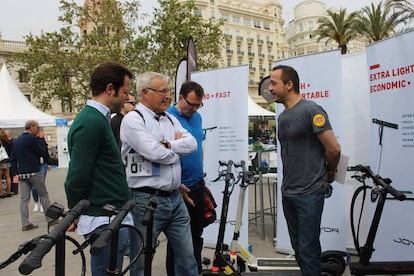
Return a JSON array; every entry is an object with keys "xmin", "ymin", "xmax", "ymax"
[
  {"xmin": 120, "ymin": 72, "xmax": 198, "ymax": 276},
  {"xmin": 166, "ymin": 81, "xmax": 205, "ymax": 274},
  {"xmin": 111, "ymin": 92, "xmax": 137, "ymax": 148},
  {"xmin": 10, "ymin": 120, "xmax": 54, "ymax": 231},
  {"xmin": 32, "ymin": 129, "xmax": 51, "ymax": 212},
  {"xmin": 64, "ymin": 62, "xmax": 133, "ymax": 276},
  {"xmin": 268, "ymin": 65, "xmax": 341, "ymax": 276},
  {"xmin": 4, "ymin": 130, "xmax": 18, "ymax": 195},
  {"xmin": 0, "ymin": 129, "xmax": 12, "ymax": 198},
  {"xmin": 110, "ymin": 92, "xmax": 136, "ymax": 259}
]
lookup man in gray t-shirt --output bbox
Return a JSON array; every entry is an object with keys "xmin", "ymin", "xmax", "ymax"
[
  {"xmin": 278, "ymin": 99, "xmax": 332, "ymax": 196},
  {"xmin": 269, "ymin": 65, "xmax": 341, "ymax": 276}
]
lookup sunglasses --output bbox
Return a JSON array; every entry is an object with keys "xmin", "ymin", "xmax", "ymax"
[{"xmin": 126, "ymin": 101, "xmax": 137, "ymax": 106}]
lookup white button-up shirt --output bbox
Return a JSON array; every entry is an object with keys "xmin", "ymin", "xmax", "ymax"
[{"xmin": 120, "ymin": 103, "xmax": 197, "ymax": 191}]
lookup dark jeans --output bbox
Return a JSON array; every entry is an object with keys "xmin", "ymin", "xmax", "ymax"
[
  {"xmin": 166, "ymin": 180, "xmax": 205, "ymax": 275},
  {"xmin": 282, "ymin": 191, "xmax": 325, "ymax": 276}
]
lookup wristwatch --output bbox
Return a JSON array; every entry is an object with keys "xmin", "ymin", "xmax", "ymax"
[{"xmin": 160, "ymin": 140, "xmax": 170, "ymax": 149}]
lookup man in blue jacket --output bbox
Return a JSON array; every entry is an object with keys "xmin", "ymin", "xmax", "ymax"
[{"xmin": 10, "ymin": 120, "xmax": 53, "ymax": 231}]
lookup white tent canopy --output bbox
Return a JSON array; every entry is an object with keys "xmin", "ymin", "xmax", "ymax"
[
  {"xmin": 248, "ymin": 95, "xmax": 275, "ymax": 117},
  {"xmin": 0, "ymin": 64, "xmax": 58, "ymax": 128}
]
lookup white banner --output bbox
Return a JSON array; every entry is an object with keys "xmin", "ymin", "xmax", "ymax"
[
  {"xmin": 366, "ymin": 31, "xmax": 414, "ymax": 261},
  {"xmin": 192, "ymin": 66, "xmax": 249, "ymax": 246},
  {"xmin": 274, "ymin": 50, "xmax": 347, "ymax": 253},
  {"xmin": 341, "ymin": 53, "xmax": 371, "ymax": 251}
]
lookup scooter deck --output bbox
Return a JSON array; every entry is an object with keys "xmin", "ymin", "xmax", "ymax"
[
  {"xmin": 350, "ymin": 261, "xmax": 414, "ymax": 275},
  {"xmin": 252, "ymin": 257, "xmax": 299, "ymax": 271}
]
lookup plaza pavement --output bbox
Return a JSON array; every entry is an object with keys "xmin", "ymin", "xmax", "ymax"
[{"xmin": 0, "ymin": 167, "xmax": 283, "ymax": 276}]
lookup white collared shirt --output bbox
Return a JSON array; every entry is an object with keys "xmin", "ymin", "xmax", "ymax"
[{"xmin": 120, "ymin": 103, "xmax": 197, "ymax": 191}]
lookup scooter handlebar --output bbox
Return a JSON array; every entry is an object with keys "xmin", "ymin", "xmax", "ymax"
[
  {"xmin": 18, "ymin": 199, "xmax": 90, "ymax": 275},
  {"xmin": 356, "ymin": 164, "xmax": 406, "ymax": 201},
  {"xmin": 90, "ymin": 200, "xmax": 135, "ymax": 255}
]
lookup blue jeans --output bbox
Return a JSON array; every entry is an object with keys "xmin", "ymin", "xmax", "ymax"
[
  {"xmin": 129, "ymin": 189, "xmax": 198, "ymax": 276},
  {"xmin": 282, "ymin": 192, "xmax": 325, "ymax": 276},
  {"xmin": 86, "ymin": 225, "xmax": 131, "ymax": 276},
  {"xmin": 166, "ymin": 180, "xmax": 205, "ymax": 275}
]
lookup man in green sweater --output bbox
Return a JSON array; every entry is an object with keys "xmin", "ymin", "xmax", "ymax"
[{"xmin": 64, "ymin": 62, "xmax": 133, "ymax": 276}]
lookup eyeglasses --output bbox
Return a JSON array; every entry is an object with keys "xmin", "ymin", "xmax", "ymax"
[
  {"xmin": 146, "ymin": 87, "xmax": 170, "ymax": 95},
  {"xmin": 126, "ymin": 101, "xmax": 136, "ymax": 106},
  {"xmin": 183, "ymin": 96, "xmax": 204, "ymax": 109}
]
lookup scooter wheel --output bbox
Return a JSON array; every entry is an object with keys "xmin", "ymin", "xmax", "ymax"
[{"xmin": 323, "ymin": 256, "xmax": 346, "ymax": 276}]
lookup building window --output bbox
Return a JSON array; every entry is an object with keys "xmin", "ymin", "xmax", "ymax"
[
  {"xmin": 244, "ymin": 18, "xmax": 250, "ymax": 26},
  {"xmin": 233, "ymin": 16, "xmax": 240, "ymax": 24},
  {"xmin": 19, "ymin": 70, "xmax": 29, "ymax": 83},
  {"xmin": 222, "ymin": 13, "xmax": 229, "ymax": 21},
  {"xmin": 254, "ymin": 20, "xmax": 261, "ymax": 28},
  {"xmin": 227, "ymin": 58, "xmax": 231, "ymax": 67},
  {"xmin": 263, "ymin": 22, "xmax": 270, "ymax": 30},
  {"xmin": 299, "ymin": 23, "xmax": 303, "ymax": 32},
  {"xmin": 226, "ymin": 43, "xmax": 231, "ymax": 50},
  {"xmin": 210, "ymin": 0, "xmax": 214, "ymax": 3},
  {"xmin": 308, "ymin": 20, "xmax": 314, "ymax": 30},
  {"xmin": 211, "ymin": 8, "xmax": 215, "ymax": 18},
  {"xmin": 195, "ymin": 9, "xmax": 202, "ymax": 17}
]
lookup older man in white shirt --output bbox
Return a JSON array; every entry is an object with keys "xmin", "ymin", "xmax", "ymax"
[{"xmin": 120, "ymin": 72, "xmax": 198, "ymax": 276}]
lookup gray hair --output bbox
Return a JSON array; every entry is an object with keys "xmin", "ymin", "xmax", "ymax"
[
  {"xmin": 136, "ymin": 72, "xmax": 169, "ymax": 96},
  {"xmin": 24, "ymin": 120, "xmax": 38, "ymax": 130}
]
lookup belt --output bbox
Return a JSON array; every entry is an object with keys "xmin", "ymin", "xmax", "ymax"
[{"xmin": 130, "ymin": 186, "xmax": 177, "ymax": 197}]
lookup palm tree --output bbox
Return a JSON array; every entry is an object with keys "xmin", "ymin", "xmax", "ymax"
[
  {"xmin": 355, "ymin": 0, "xmax": 412, "ymax": 43},
  {"xmin": 314, "ymin": 8, "xmax": 360, "ymax": 55}
]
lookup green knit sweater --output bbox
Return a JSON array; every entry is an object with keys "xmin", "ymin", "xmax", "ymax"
[{"xmin": 64, "ymin": 105, "xmax": 129, "ymax": 216}]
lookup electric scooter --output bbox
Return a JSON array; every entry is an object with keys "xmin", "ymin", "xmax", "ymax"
[
  {"xmin": 201, "ymin": 160, "xmax": 241, "ymax": 275},
  {"xmin": 349, "ymin": 164, "xmax": 414, "ymax": 275},
  {"xmin": 203, "ymin": 160, "xmax": 347, "ymax": 275}
]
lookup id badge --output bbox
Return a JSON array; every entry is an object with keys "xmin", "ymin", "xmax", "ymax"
[{"xmin": 126, "ymin": 152, "xmax": 160, "ymax": 177}]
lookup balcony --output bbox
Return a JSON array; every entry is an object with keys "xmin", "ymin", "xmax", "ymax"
[
  {"xmin": 247, "ymin": 38, "xmax": 254, "ymax": 44},
  {"xmin": 266, "ymin": 40, "xmax": 273, "ymax": 45},
  {"xmin": 236, "ymin": 36, "xmax": 243, "ymax": 42},
  {"xmin": 226, "ymin": 49, "xmax": 234, "ymax": 55},
  {"xmin": 259, "ymin": 68, "xmax": 266, "ymax": 73},
  {"xmin": 258, "ymin": 53, "xmax": 265, "ymax": 59},
  {"xmin": 224, "ymin": 34, "xmax": 232, "ymax": 40},
  {"xmin": 268, "ymin": 54, "xmax": 275, "ymax": 60},
  {"xmin": 249, "ymin": 66, "xmax": 256, "ymax": 72},
  {"xmin": 257, "ymin": 39, "xmax": 264, "ymax": 44},
  {"xmin": 248, "ymin": 52, "xmax": 255, "ymax": 57},
  {"xmin": 237, "ymin": 51, "xmax": 244, "ymax": 56}
]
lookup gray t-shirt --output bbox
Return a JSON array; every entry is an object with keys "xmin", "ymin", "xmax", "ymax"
[{"xmin": 278, "ymin": 99, "xmax": 332, "ymax": 196}]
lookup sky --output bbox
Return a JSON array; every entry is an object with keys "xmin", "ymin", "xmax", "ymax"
[{"xmin": 0, "ymin": 0, "xmax": 383, "ymax": 41}]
